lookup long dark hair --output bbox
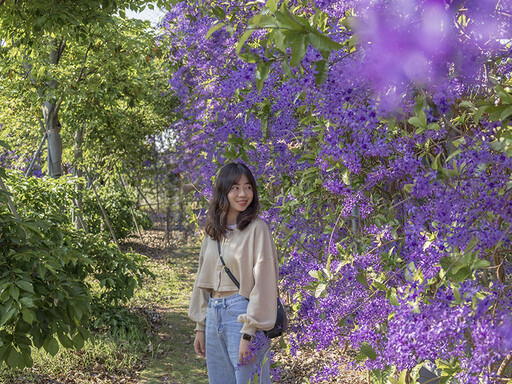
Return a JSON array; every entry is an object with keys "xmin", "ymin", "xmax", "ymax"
[{"xmin": 205, "ymin": 163, "xmax": 259, "ymax": 240}]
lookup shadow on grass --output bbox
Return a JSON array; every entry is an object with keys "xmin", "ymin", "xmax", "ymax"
[{"xmin": 139, "ymin": 311, "xmax": 208, "ymax": 384}]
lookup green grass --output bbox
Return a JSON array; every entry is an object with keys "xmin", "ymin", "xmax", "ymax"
[
  {"xmin": 134, "ymin": 244, "xmax": 209, "ymax": 384},
  {"xmin": 0, "ymin": 333, "xmax": 145, "ymax": 383}
]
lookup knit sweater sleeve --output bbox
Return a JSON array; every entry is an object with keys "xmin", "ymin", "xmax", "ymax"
[
  {"xmin": 238, "ymin": 221, "xmax": 278, "ymax": 336},
  {"xmin": 188, "ymin": 236, "xmax": 209, "ymax": 332}
]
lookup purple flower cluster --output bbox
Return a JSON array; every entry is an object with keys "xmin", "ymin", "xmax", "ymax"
[
  {"xmin": 0, "ymin": 148, "xmax": 45, "ymax": 177},
  {"xmin": 161, "ymin": 1, "xmax": 512, "ymax": 382}
]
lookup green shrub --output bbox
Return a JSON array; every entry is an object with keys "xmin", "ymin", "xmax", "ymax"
[
  {"xmin": 82, "ymin": 182, "xmax": 153, "ymax": 240},
  {"xmin": 0, "ymin": 172, "xmax": 153, "ymax": 369}
]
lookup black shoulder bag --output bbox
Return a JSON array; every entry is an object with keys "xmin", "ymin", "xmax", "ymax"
[{"xmin": 217, "ymin": 240, "xmax": 287, "ymax": 338}]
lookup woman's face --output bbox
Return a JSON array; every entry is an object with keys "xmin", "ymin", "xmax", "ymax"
[{"xmin": 227, "ymin": 174, "xmax": 253, "ymax": 218}]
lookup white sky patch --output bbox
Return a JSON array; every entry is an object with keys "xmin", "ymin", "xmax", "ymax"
[{"xmin": 125, "ymin": 4, "xmax": 166, "ymax": 26}]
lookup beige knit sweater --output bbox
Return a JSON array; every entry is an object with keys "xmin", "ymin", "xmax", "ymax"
[{"xmin": 188, "ymin": 218, "xmax": 278, "ymax": 336}]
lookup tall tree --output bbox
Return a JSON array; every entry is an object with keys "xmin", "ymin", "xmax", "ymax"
[{"xmin": 0, "ymin": 0, "xmax": 170, "ymax": 178}]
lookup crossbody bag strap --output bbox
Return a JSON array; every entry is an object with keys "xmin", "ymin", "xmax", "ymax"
[{"xmin": 217, "ymin": 240, "xmax": 241, "ymax": 289}]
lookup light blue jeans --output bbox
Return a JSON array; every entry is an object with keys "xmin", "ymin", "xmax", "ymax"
[{"xmin": 205, "ymin": 293, "xmax": 272, "ymax": 384}]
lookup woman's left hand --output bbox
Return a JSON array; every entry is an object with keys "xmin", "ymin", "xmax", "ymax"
[{"xmin": 238, "ymin": 336, "xmax": 254, "ymax": 365}]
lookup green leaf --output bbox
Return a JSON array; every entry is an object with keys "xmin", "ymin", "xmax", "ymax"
[
  {"xmin": 270, "ymin": 29, "xmax": 287, "ymax": 52},
  {"xmin": 265, "ymin": 0, "xmax": 277, "ymax": 12},
  {"xmin": 465, "ymin": 237, "xmax": 478, "ymax": 254},
  {"xmin": 44, "ymin": 337, "xmax": 59, "ymax": 356},
  {"xmin": 15, "ymin": 280, "xmax": 34, "ymax": 294},
  {"xmin": 500, "ymin": 105, "xmax": 512, "ymax": 120},
  {"xmin": 315, "ymin": 283, "xmax": 327, "ymax": 298},
  {"xmin": 255, "ymin": 61, "xmax": 272, "ymax": 92},
  {"xmin": 236, "ymin": 30, "xmax": 255, "ymax": 55},
  {"xmin": 7, "ymin": 347, "xmax": 20, "ymax": 368},
  {"xmin": 0, "ymin": 345, "xmax": 9, "ymax": 361},
  {"xmin": 9, "ymin": 285, "xmax": 19, "ymax": 300},
  {"xmin": 72, "ymin": 333, "xmax": 84, "ymax": 349},
  {"xmin": 308, "ymin": 270, "xmax": 321, "ymax": 279},
  {"xmin": 359, "ymin": 342, "xmax": 377, "ymax": 360},
  {"xmin": 472, "ymin": 259, "xmax": 490, "ymax": 269},
  {"xmin": 307, "ymin": 32, "xmax": 342, "ymax": 52},
  {"xmin": 238, "ymin": 52, "xmax": 260, "ymax": 63},
  {"xmin": 19, "ymin": 351, "xmax": 33, "ymax": 368},
  {"xmin": 372, "ymin": 281, "xmax": 387, "ymax": 291},
  {"xmin": 31, "ymin": 329, "xmax": 44, "ymax": 349},
  {"xmin": 342, "ymin": 169, "xmax": 351, "ymax": 185},
  {"xmin": 446, "ymin": 148, "xmax": 462, "ymax": 163},
  {"xmin": 21, "ymin": 309, "xmax": 35, "ymax": 324},
  {"xmin": 355, "ymin": 270, "xmax": 367, "ymax": 286},
  {"xmin": 428, "ymin": 122, "xmax": 441, "ymax": 131},
  {"xmin": 205, "ymin": 22, "xmax": 226, "ymax": 39},
  {"xmin": 399, "ymin": 369, "xmax": 408, "ymax": 384},
  {"xmin": 314, "ymin": 59, "xmax": 328, "ymax": 85},
  {"xmin": 387, "ymin": 288, "xmax": 399, "ymax": 306},
  {"xmin": 211, "ymin": 6, "xmax": 226, "ymax": 19},
  {"xmin": 451, "ymin": 266, "xmax": 471, "ymax": 282},
  {"xmin": 0, "ymin": 308, "xmax": 16, "ymax": 327},
  {"xmin": 248, "ymin": 14, "xmax": 278, "ymax": 29},
  {"xmin": 290, "ymin": 33, "xmax": 307, "ymax": 67},
  {"xmin": 408, "ymin": 116, "xmax": 426, "ymax": 129},
  {"xmin": 58, "ymin": 332, "xmax": 74, "ymax": 349},
  {"xmin": 19, "ymin": 297, "xmax": 35, "ymax": 308},
  {"xmin": 281, "ymin": 58, "xmax": 295, "ymax": 78}
]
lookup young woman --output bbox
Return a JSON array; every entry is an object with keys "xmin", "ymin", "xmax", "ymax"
[{"xmin": 188, "ymin": 162, "xmax": 278, "ymax": 384}]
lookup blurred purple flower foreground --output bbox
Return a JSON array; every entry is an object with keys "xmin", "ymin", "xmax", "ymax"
[{"xmin": 354, "ymin": 0, "xmax": 511, "ymax": 93}]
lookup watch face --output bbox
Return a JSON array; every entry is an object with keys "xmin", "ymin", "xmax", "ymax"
[{"xmin": 242, "ymin": 333, "xmax": 252, "ymax": 341}]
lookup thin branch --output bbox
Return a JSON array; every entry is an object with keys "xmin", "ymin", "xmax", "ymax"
[
  {"xmin": 55, "ymin": 96, "xmax": 64, "ymax": 114},
  {"xmin": 84, "ymin": 168, "xmax": 121, "ymax": 251},
  {"xmin": 497, "ymin": 353, "xmax": 512, "ymax": 378},
  {"xmin": 56, "ymin": 39, "xmax": 66, "ymax": 63},
  {"xmin": 0, "ymin": 176, "xmax": 19, "ymax": 219},
  {"xmin": 77, "ymin": 43, "xmax": 93, "ymax": 82}
]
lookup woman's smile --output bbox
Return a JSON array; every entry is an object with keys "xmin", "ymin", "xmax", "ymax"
[{"xmin": 227, "ymin": 174, "xmax": 253, "ymax": 217}]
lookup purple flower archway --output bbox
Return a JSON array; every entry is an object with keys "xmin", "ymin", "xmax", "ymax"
[{"xmin": 161, "ymin": 1, "xmax": 512, "ymax": 382}]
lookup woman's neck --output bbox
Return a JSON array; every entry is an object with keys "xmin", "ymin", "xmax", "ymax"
[{"xmin": 226, "ymin": 212, "xmax": 238, "ymax": 226}]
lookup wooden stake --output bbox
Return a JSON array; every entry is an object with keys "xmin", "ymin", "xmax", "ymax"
[
  {"xmin": 119, "ymin": 176, "xmax": 144, "ymax": 243},
  {"xmin": 85, "ymin": 168, "xmax": 120, "ymax": 251},
  {"xmin": 25, "ymin": 133, "xmax": 46, "ymax": 177}
]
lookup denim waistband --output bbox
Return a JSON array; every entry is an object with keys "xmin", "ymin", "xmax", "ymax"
[{"xmin": 208, "ymin": 293, "xmax": 247, "ymax": 308}]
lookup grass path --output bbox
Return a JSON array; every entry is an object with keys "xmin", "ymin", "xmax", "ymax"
[{"xmin": 126, "ymin": 235, "xmax": 209, "ymax": 384}]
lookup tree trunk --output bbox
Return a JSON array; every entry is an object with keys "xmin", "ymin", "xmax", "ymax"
[
  {"xmin": 44, "ymin": 101, "xmax": 62, "ymax": 178},
  {"xmin": 44, "ymin": 39, "xmax": 65, "ymax": 178},
  {"xmin": 74, "ymin": 126, "xmax": 84, "ymax": 230}
]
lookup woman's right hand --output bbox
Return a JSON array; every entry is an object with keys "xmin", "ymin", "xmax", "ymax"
[{"xmin": 194, "ymin": 331, "xmax": 206, "ymax": 358}]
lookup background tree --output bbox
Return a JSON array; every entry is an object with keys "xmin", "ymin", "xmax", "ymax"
[{"xmin": 0, "ymin": 0, "xmax": 173, "ymax": 179}]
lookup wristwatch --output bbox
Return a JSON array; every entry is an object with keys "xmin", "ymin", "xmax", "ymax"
[{"xmin": 242, "ymin": 333, "xmax": 252, "ymax": 341}]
